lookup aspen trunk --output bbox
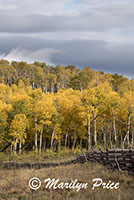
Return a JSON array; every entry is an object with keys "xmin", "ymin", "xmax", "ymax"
[
  {"xmin": 108, "ymin": 123, "xmax": 110, "ymax": 147},
  {"xmin": 34, "ymin": 117, "xmax": 38, "ymax": 152},
  {"xmin": 94, "ymin": 110, "xmax": 97, "ymax": 147},
  {"xmin": 32, "ymin": 82, "xmax": 35, "ymax": 89},
  {"xmin": 64, "ymin": 117, "xmax": 73, "ymax": 147},
  {"xmin": 121, "ymin": 134, "xmax": 123, "ymax": 147},
  {"xmin": 110, "ymin": 125, "xmax": 112, "ymax": 148},
  {"xmin": 51, "ymin": 85, "xmax": 54, "ymax": 93},
  {"xmin": 72, "ymin": 138, "xmax": 77, "ymax": 150},
  {"xmin": 57, "ymin": 81, "xmax": 60, "ymax": 92},
  {"xmin": 51, "ymin": 127, "xmax": 55, "ymax": 148},
  {"xmin": 11, "ymin": 144, "xmax": 13, "ymax": 155},
  {"xmin": 65, "ymin": 133, "xmax": 68, "ymax": 147},
  {"xmin": 43, "ymin": 139, "xmax": 46, "ymax": 151},
  {"xmin": 44, "ymin": 85, "xmax": 47, "ymax": 93},
  {"xmin": 132, "ymin": 128, "xmax": 134, "ymax": 145},
  {"xmin": 14, "ymin": 140, "xmax": 17, "ymax": 154},
  {"xmin": 59, "ymin": 140, "xmax": 61, "ymax": 152},
  {"xmin": 123, "ymin": 113, "xmax": 131, "ymax": 146},
  {"xmin": 103, "ymin": 133, "xmax": 106, "ymax": 146},
  {"xmin": 101, "ymin": 127, "xmax": 106, "ymax": 146},
  {"xmin": 127, "ymin": 113, "xmax": 131, "ymax": 146},
  {"xmin": 87, "ymin": 115, "xmax": 91, "ymax": 151},
  {"xmin": 80, "ymin": 138, "xmax": 83, "ymax": 150},
  {"xmin": 68, "ymin": 135, "xmax": 71, "ymax": 148},
  {"xmin": 39, "ymin": 124, "xmax": 44, "ymax": 154},
  {"xmin": 113, "ymin": 111, "xmax": 117, "ymax": 146},
  {"xmin": 19, "ymin": 141, "xmax": 22, "ymax": 155}
]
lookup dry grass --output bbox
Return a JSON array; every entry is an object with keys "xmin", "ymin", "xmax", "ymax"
[
  {"xmin": 0, "ymin": 148, "xmax": 83, "ymax": 163},
  {"xmin": 0, "ymin": 161, "xmax": 134, "ymax": 200}
]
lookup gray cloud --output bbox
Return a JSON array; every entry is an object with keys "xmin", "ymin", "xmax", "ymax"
[
  {"xmin": 0, "ymin": 1, "xmax": 134, "ymax": 33},
  {"xmin": 0, "ymin": 12, "xmax": 133, "ymax": 34},
  {"xmin": 0, "ymin": 0, "xmax": 134, "ymax": 78},
  {"xmin": 0, "ymin": 36, "xmax": 134, "ymax": 77}
]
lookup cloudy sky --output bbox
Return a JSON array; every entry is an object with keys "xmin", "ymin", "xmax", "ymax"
[{"xmin": 0, "ymin": 0, "xmax": 134, "ymax": 77}]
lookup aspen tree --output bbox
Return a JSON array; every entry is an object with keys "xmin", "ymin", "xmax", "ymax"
[{"xmin": 9, "ymin": 114, "xmax": 28, "ymax": 154}]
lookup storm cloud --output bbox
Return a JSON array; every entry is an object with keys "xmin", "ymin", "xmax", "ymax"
[{"xmin": 0, "ymin": 0, "xmax": 134, "ymax": 77}]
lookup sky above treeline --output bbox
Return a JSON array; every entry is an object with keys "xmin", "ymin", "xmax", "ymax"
[{"xmin": 0, "ymin": 0, "xmax": 134, "ymax": 78}]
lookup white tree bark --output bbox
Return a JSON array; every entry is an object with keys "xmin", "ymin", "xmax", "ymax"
[
  {"xmin": 123, "ymin": 112, "xmax": 131, "ymax": 146},
  {"xmin": 34, "ymin": 117, "xmax": 38, "ymax": 152},
  {"xmin": 19, "ymin": 141, "xmax": 22, "ymax": 155},
  {"xmin": 14, "ymin": 139, "xmax": 17, "ymax": 154},
  {"xmin": 65, "ymin": 133, "xmax": 68, "ymax": 147},
  {"xmin": 72, "ymin": 138, "xmax": 77, "ymax": 150},
  {"xmin": 102, "ymin": 127, "xmax": 106, "ymax": 146},
  {"xmin": 94, "ymin": 110, "xmax": 97, "ymax": 147},
  {"xmin": 87, "ymin": 115, "xmax": 91, "ymax": 151},
  {"xmin": 51, "ymin": 127, "xmax": 55, "ymax": 148},
  {"xmin": 39, "ymin": 124, "xmax": 44, "ymax": 154},
  {"xmin": 132, "ymin": 128, "xmax": 134, "ymax": 145}
]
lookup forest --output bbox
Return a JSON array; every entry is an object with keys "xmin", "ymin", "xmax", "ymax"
[{"xmin": 0, "ymin": 59, "xmax": 134, "ymax": 155}]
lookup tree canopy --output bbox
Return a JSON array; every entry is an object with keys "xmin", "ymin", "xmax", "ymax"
[{"xmin": 0, "ymin": 59, "xmax": 133, "ymax": 154}]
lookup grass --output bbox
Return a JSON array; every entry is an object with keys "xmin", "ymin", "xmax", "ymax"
[
  {"xmin": 0, "ymin": 152, "xmax": 134, "ymax": 200},
  {"xmin": 0, "ymin": 148, "xmax": 84, "ymax": 164}
]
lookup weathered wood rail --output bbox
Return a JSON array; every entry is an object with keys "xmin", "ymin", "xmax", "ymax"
[
  {"xmin": 77, "ymin": 148, "xmax": 134, "ymax": 175},
  {"xmin": 1, "ymin": 149, "xmax": 134, "ymax": 175}
]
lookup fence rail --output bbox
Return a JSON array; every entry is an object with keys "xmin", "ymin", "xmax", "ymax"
[
  {"xmin": 1, "ymin": 149, "xmax": 134, "ymax": 175},
  {"xmin": 77, "ymin": 148, "xmax": 134, "ymax": 175}
]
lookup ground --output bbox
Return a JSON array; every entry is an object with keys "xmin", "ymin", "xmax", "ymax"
[{"xmin": 0, "ymin": 152, "xmax": 134, "ymax": 200}]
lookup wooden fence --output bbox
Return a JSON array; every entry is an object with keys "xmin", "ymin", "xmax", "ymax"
[
  {"xmin": 76, "ymin": 148, "xmax": 134, "ymax": 175},
  {"xmin": 1, "ymin": 149, "xmax": 134, "ymax": 175}
]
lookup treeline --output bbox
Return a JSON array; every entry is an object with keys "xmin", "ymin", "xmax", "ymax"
[
  {"xmin": 0, "ymin": 59, "xmax": 134, "ymax": 154},
  {"xmin": 0, "ymin": 59, "xmax": 128, "ymax": 93}
]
